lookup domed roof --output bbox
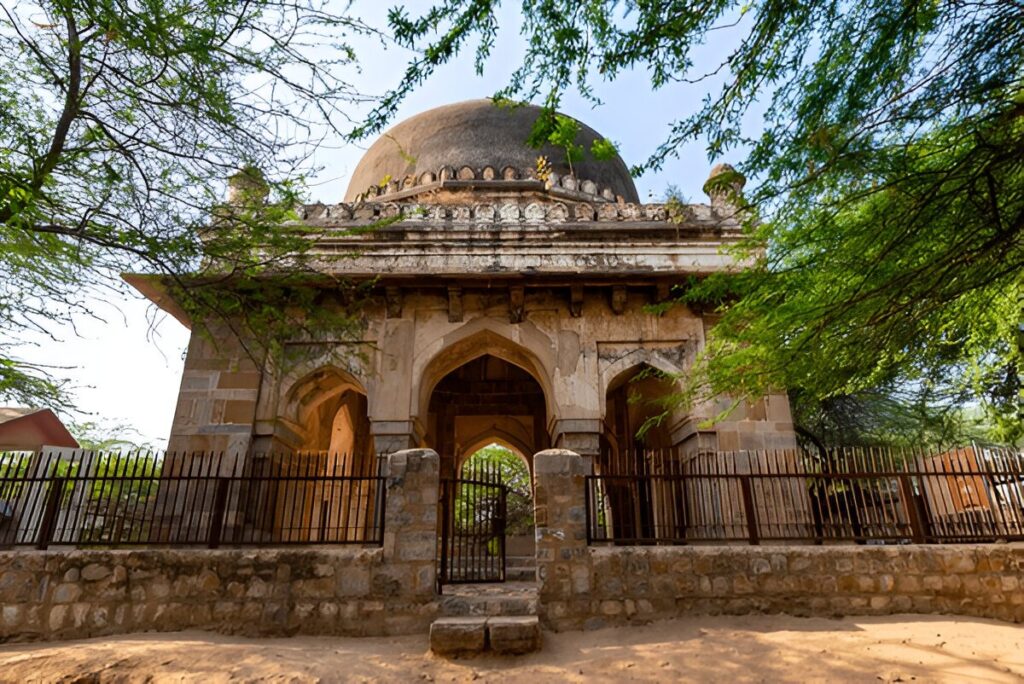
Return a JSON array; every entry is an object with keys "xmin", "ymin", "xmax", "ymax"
[{"xmin": 344, "ymin": 99, "xmax": 639, "ymax": 203}]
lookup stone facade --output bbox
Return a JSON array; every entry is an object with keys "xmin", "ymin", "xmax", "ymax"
[
  {"xmin": 531, "ymin": 450, "xmax": 1024, "ymax": 631},
  {"xmin": 123, "ymin": 99, "xmax": 798, "ymax": 477}
]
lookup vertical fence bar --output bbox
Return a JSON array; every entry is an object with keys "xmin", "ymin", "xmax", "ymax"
[
  {"xmin": 739, "ymin": 476, "xmax": 760, "ymax": 545},
  {"xmin": 898, "ymin": 474, "xmax": 927, "ymax": 544},
  {"xmin": 207, "ymin": 477, "xmax": 231, "ymax": 549},
  {"xmin": 35, "ymin": 476, "xmax": 66, "ymax": 550}
]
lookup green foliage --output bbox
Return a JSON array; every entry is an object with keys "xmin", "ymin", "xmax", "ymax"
[
  {"xmin": 526, "ymin": 111, "xmax": 618, "ymax": 176},
  {"xmin": 789, "ymin": 385, "xmax": 1018, "ymax": 451},
  {"xmin": 458, "ymin": 444, "xmax": 533, "ymax": 535},
  {"xmin": 546, "ymin": 115, "xmax": 584, "ymax": 167},
  {"xmin": 1, "ymin": 0, "xmax": 379, "ymax": 408},
  {"xmin": 70, "ymin": 420, "xmax": 155, "ymax": 452},
  {"xmin": 371, "ymin": 0, "xmax": 1023, "ymax": 444},
  {"xmin": 590, "ymin": 137, "xmax": 619, "ymax": 162}
]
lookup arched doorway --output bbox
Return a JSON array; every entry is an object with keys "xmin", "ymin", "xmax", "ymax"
[
  {"xmin": 460, "ymin": 443, "xmax": 535, "ymax": 563},
  {"xmin": 427, "ymin": 354, "xmax": 547, "ymax": 587},
  {"xmin": 426, "ymin": 354, "xmax": 549, "ymax": 476}
]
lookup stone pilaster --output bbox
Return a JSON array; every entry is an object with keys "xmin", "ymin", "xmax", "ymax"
[
  {"xmin": 532, "ymin": 449, "xmax": 589, "ymax": 628},
  {"xmin": 382, "ymin": 448, "xmax": 439, "ymax": 599},
  {"xmin": 549, "ymin": 418, "xmax": 601, "ymax": 460},
  {"xmin": 371, "ymin": 420, "xmax": 423, "ymax": 455}
]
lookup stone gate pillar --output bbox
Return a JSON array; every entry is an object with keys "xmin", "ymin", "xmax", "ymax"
[
  {"xmin": 382, "ymin": 448, "xmax": 439, "ymax": 599},
  {"xmin": 533, "ymin": 448, "xmax": 589, "ymax": 629}
]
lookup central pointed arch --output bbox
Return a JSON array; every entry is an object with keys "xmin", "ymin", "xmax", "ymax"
[
  {"xmin": 413, "ymin": 325, "xmax": 556, "ymax": 427},
  {"xmin": 414, "ymin": 326, "xmax": 554, "ymax": 475}
]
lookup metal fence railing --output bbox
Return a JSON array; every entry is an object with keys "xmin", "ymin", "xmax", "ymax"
[
  {"xmin": 586, "ymin": 446, "xmax": 1024, "ymax": 545},
  {"xmin": 0, "ymin": 451, "xmax": 385, "ymax": 549}
]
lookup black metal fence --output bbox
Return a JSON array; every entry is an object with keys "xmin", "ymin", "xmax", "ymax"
[
  {"xmin": 586, "ymin": 446, "xmax": 1024, "ymax": 545},
  {"xmin": 0, "ymin": 451, "xmax": 385, "ymax": 549}
]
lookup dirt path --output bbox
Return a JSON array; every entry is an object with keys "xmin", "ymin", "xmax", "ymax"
[{"xmin": 1, "ymin": 614, "xmax": 1022, "ymax": 683}]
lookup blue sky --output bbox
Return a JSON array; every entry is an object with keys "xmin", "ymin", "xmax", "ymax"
[{"xmin": 15, "ymin": 1, "xmax": 749, "ymax": 445}]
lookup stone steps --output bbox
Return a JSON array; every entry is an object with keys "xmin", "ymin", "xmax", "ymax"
[
  {"xmin": 505, "ymin": 555, "xmax": 537, "ymax": 582},
  {"xmin": 505, "ymin": 566, "xmax": 536, "ymax": 581},
  {"xmin": 439, "ymin": 587, "xmax": 537, "ymax": 618},
  {"xmin": 432, "ymin": 581, "xmax": 542, "ymax": 656},
  {"xmin": 430, "ymin": 616, "xmax": 541, "ymax": 656}
]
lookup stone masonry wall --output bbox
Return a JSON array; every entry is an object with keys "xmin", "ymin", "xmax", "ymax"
[
  {"xmin": 542, "ymin": 544, "xmax": 1024, "ymax": 632},
  {"xmin": 0, "ymin": 449, "xmax": 441, "ymax": 643},
  {"xmin": 534, "ymin": 450, "xmax": 1024, "ymax": 631},
  {"xmin": 0, "ymin": 547, "xmax": 436, "ymax": 642}
]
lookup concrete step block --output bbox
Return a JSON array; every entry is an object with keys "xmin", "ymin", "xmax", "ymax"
[
  {"xmin": 429, "ymin": 617, "xmax": 487, "ymax": 656},
  {"xmin": 505, "ymin": 567, "xmax": 537, "ymax": 581},
  {"xmin": 487, "ymin": 616, "xmax": 542, "ymax": 655},
  {"xmin": 440, "ymin": 596, "xmax": 537, "ymax": 617}
]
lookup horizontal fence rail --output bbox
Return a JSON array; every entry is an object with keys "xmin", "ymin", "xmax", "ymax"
[
  {"xmin": 0, "ymin": 450, "xmax": 386, "ymax": 549},
  {"xmin": 586, "ymin": 446, "xmax": 1024, "ymax": 546}
]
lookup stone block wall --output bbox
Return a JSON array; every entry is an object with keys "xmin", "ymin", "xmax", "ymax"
[
  {"xmin": 167, "ymin": 326, "xmax": 261, "ymax": 456},
  {"xmin": 0, "ymin": 449, "xmax": 441, "ymax": 643},
  {"xmin": 0, "ymin": 547, "xmax": 438, "ymax": 642},
  {"xmin": 533, "ymin": 449, "xmax": 1024, "ymax": 631},
  {"xmin": 533, "ymin": 450, "xmax": 589, "ymax": 610},
  {"xmin": 539, "ymin": 544, "xmax": 1024, "ymax": 631}
]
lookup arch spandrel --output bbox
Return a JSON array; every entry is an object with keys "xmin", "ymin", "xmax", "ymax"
[{"xmin": 598, "ymin": 348, "xmax": 687, "ymax": 403}]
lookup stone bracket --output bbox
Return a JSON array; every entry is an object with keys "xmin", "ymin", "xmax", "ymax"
[
  {"xmin": 447, "ymin": 286, "xmax": 463, "ymax": 323},
  {"xmin": 611, "ymin": 285, "xmax": 627, "ymax": 315},
  {"xmin": 509, "ymin": 286, "xmax": 525, "ymax": 324},
  {"xmin": 385, "ymin": 286, "xmax": 402, "ymax": 318},
  {"xmin": 569, "ymin": 285, "xmax": 584, "ymax": 317}
]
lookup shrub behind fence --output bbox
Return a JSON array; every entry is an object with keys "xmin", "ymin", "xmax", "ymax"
[
  {"xmin": 587, "ymin": 446, "xmax": 1024, "ymax": 545},
  {"xmin": 0, "ymin": 451, "xmax": 385, "ymax": 549}
]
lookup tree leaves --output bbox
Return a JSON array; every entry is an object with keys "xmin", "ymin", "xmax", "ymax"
[
  {"xmin": 1, "ymin": 0, "xmax": 379, "ymax": 409},
  {"xmin": 369, "ymin": 0, "xmax": 1024, "ymax": 445}
]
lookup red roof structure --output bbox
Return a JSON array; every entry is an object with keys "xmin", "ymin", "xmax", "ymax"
[{"xmin": 0, "ymin": 408, "xmax": 79, "ymax": 452}]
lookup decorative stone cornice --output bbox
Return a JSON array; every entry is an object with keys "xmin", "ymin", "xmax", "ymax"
[
  {"xmin": 352, "ymin": 164, "xmax": 623, "ymax": 204},
  {"xmin": 298, "ymin": 200, "xmax": 742, "ymax": 229}
]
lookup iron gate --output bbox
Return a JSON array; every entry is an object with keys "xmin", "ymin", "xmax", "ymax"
[{"xmin": 437, "ymin": 460, "xmax": 507, "ymax": 589}]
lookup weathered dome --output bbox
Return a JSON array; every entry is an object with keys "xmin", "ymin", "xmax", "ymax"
[{"xmin": 345, "ymin": 99, "xmax": 639, "ymax": 203}]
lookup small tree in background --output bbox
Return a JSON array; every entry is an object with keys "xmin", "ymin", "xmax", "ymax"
[{"xmin": 460, "ymin": 444, "xmax": 534, "ymax": 535}]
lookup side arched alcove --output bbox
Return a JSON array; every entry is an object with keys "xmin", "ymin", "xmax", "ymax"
[
  {"xmin": 279, "ymin": 366, "xmax": 374, "ymax": 458},
  {"xmin": 601, "ymin": 359, "xmax": 686, "ymax": 465},
  {"xmin": 238, "ymin": 365, "xmax": 379, "ymax": 542}
]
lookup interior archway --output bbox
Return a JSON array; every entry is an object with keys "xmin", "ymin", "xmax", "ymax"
[
  {"xmin": 426, "ymin": 354, "xmax": 549, "ymax": 476},
  {"xmin": 415, "ymin": 327, "xmax": 555, "ymax": 430},
  {"xmin": 603, "ymin": 363, "xmax": 678, "ymax": 457}
]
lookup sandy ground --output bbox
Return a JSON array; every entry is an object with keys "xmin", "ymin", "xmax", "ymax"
[{"xmin": 0, "ymin": 614, "xmax": 1022, "ymax": 683}]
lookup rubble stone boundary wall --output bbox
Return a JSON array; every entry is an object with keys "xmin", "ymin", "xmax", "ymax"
[
  {"xmin": 0, "ymin": 547, "xmax": 439, "ymax": 642},
  {"xmin": 540, "ymin": 544, "xmax": 1024, "ymax": 631},
  {"xmin": 532, "ymin": 449, "xmax": 1024, "ymax": 632}
]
